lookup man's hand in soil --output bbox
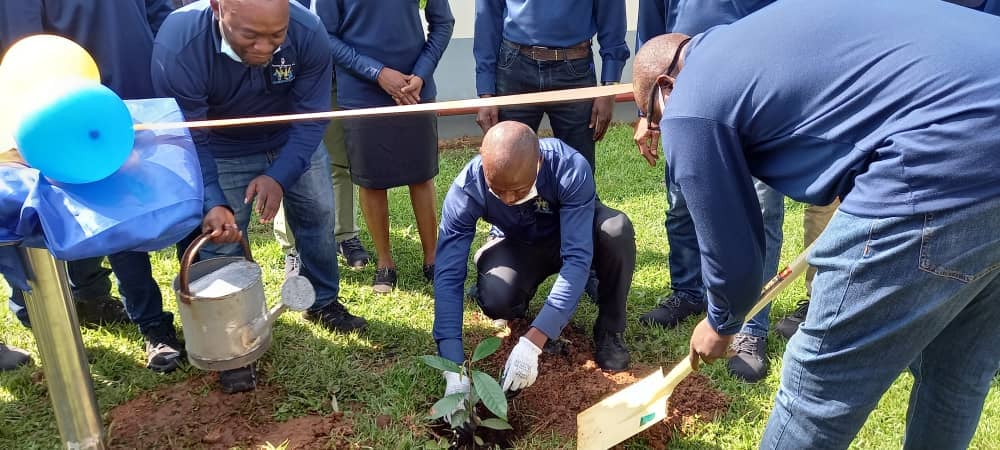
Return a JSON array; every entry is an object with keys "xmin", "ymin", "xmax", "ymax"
[
  {"xmin": 244, "ymin": 175, "xmax": 283, "ymax": 224},
  {"xmin": 203, "ymin": 206, "xmax": 241, "ymax": 244},
  {"xmin": 476, "ymin": 95, "xmax": 499, "ymax": 134},
  {"xmin": 590, "ymin": 95, "xmax": 615, "ymax": 141},
  {"xmin": 688, "ymin": 318, "xmax": 735, "ymax": 370},
  {"xmin": 442, "ymin": 371, "xmax": 471, "ymax": 423},
  {"xmin": 378, "ymin": 67, "xmax": 420, "ymax": 105},
  {"xmin": 501, "ymin": 334, "xmax": 543, "ymax": 392},
  {"xmin": 634, "ymin": 117, "xmax": 660, "ymax": 166}
]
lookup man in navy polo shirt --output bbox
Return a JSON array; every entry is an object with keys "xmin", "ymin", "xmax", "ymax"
[
  {"xmin": 633, "ymin": 0, "xmax": 788, "ymax": 384},
  {"xmin": 433, "ymin": 122, "xmax": 632, "ymax": 402},
  {"xmin": 633, "ymin": 0, "xmax": 1000, "ymax": 446},
  {"xmin": 152, "ymin": 0, "xmax": 367, "ymax": 393},
  {"xmin": 473, "ymin": 0, "xmax": 629, "ymax": 172},
  {"xmin": 0, "ymin": 0, "xmax": 183, "ymax": 373}
]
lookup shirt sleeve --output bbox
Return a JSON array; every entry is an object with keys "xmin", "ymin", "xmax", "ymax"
[
  {"xmin": 531, "ymin": 157, "xmax": 596, "ymax": 340},
  {"xmin": 594, "ymin": 0, "xmax": 630, "ymax": 84},
  {"xmin": 145, "ymin": 0, "xmax": 175, "ymax": 35},
  {"xmin": 264, "ymin": 27, "xmax": 332, "ymax": 190},
  {"xmin": 473, "ymin": 0, "xmax": 505, "ymax": 96},
  {"xmin": 637, "ymin": 0, "xmax": 667, "ymax": 48},
  {"xmin": 314, "ymin": 0, "xmax": 385, "ymax": 82},
  {"xmin": 432, "ymin": 175, "xmax": 484, "ymax": 364},
  {"xmin": 150, "ymin": 39, "xmax": 229, "ymax": 214},
  {"xmin": 0, "ymin": 0, "xmax": 43, "ymax": 50},
  {"xmin": 661, "ymin": 116, "xmax": 765, "ymax": 335},
  {"xmin": 411, "ymin": 0, "xmax": 455, "ymax": 83}
]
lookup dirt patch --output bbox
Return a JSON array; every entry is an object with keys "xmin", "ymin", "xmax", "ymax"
[
  {"xmin": 477, "ymin": 320, "xmax": 729, "ymax": 448},
  {"xmin": 107, "ymin": 374, "xmax": 352, "ymax": 449}
]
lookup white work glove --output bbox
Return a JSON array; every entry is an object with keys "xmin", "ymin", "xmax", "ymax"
[
  {"xmin": 501, "ymin": 336, "xmax": 542, "ymax": 392},
  {"xmin": 442, "ymin": 371, "xmax": 471, "ymax": 422}
]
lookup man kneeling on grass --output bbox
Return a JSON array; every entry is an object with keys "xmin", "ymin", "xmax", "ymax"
[{"xmin": 432, "ymin": 121, "xmax": 633, "ymax": 400}]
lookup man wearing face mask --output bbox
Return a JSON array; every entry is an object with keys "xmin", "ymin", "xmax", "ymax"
[
  {"xmin": 433, "ymin": 121, "xmax": 633, "ymax": 402},
  {"xmin": 152, "ymin": 0, "xmax": 367, "ymax": 393}
]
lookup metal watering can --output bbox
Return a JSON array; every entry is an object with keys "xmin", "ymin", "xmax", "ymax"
[{"xmin": 172, "ymin": 233, "xmax": 315, "ymax": 371}]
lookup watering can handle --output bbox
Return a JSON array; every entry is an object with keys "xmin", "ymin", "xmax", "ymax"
[{"xmin": 177, "ymin": 232, "xmax": 254, "ymax": 303}]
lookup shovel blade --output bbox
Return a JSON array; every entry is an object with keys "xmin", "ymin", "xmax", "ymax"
[{"xmin": 576, "ymin": 368, "xmax": 670, "ymax": 450}]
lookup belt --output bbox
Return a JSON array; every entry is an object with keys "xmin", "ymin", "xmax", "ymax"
[{"xmin": 504, "ymin": 39, "xmax": 592, "ymax": 61}]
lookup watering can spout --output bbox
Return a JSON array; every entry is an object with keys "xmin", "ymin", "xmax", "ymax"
[{"xmin": 243, "ymin": 275, "xmax": 316, "ymax": 349}]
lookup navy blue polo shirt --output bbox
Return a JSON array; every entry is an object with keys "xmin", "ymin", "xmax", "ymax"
[
  {"xmin": 433, "ymin": 139, "xmax": 597, "ymax": 363},
  {"xmin": 0, "ymin": 0, "xmax": 174, "ymax": 99},
  {"xmin": 660, "ymin": 0, "xmax": 1000, "ymax": 335},
  {"xmin": 637, "ymin": 0, "xmax": 775, "ymax": 45},
  {"xmin": 473, "ymin": 0, "xmax": 630, "ymax": 96},
  {"xmin": 151, "ymin": 0, "xmax": 332, "ymax": 213},
  {"xmin": 311, "ymin": 0, "xmax": 454, "ymax": 108}
]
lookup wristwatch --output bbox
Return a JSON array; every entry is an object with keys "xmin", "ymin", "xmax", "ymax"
[{"xmin": 602, "ymin": 81, "xmax": 620, "ymax": 86}]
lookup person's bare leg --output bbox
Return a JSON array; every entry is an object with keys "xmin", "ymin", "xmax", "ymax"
[
  {"xmin": 408, "ymin": 179, "xmax": 438, "ymax": 266},
  {"xmin": 359, "ymin": 187, "xmax": 394, "ymax": 269}
]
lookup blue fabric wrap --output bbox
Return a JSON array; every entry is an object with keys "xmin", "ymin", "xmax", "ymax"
[{"xmin": 0, "ymin": 97, "xmax": 203, "ymax": 290}]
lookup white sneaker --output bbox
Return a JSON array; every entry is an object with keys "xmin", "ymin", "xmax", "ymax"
[
  {"xmin": 491, "ymin": 319, "xmax": 508, "ymax": 329},
  {"xmin": 284, "ymin": 252, "xmax": 301, "ymax": 279}
]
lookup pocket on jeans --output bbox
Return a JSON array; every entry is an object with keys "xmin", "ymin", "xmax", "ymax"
[
  {"xmin": 497, "ymin": 44, "xmax": 518, "ymax": 70},
  {"xmin": 562, "ymin": 56, "xmax": 595, "ymax": 79},
  {"xmin": 918, "ymin": 204, "xmax": 1000, "ymax": 283}
]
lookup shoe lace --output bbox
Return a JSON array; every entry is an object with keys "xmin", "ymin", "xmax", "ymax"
[
  {"xmin": 659, "ymin": 295, "xmax": 682, "ymax": 308},
  {"xmin": 341, "ymin": 238, "xmax": 364, "ymax": 254},
  {"xmin": 731, "ymin": 334, "xmax": 764, "ymax": 356},
  {"xmin": 792, "ymin": 300, "xmax": 810, "ymax": 318}
]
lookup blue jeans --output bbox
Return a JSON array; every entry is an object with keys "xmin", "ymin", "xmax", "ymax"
[
  {"xmin": 760, "ymin": 198, "xmax": 1000, "ymax": 449},
  {"xmin": 667, "ymin": 177, "xmax": 784, "ymax": 337},
  {"xmin": 495, "ymin": 41, "xmax": 597, "ymax": 171},
  {"xmin": 6, "ymin": 252, "xmax": 171, "ymax": 334},
  {"xmin": 191, "ymin": 146, "xmax": 340, "ymax": 311}
]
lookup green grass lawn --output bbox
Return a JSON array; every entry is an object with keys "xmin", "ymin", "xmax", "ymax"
[{"xmin": 1, "ymin": 124, "xmax": 997, "ymax": 449}]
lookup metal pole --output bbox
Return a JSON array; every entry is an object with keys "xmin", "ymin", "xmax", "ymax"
[{"xmin": 18, "ymin": 246, "xmax": 106, "ymax": 450}]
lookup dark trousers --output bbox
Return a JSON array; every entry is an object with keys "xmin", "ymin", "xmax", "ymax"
[
  {"xmin": 495, "ymin": 41, "xmax": 597, "ymax": 171},
  {"xmin": 7, "ymin": 252, "xmax": 171, "ymax": 334},
  {"xmin": 473, "ymin": 203, "xmax": 634, "ymax": 334}
]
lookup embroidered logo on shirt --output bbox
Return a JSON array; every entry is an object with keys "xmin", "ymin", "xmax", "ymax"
[
  {"xmin": 533, "ymin": 197, "xmax": 552, "ymax": 215},
  {"xmin": 271, "ymin": 57, "xmax": 295, "ymax": 84}
]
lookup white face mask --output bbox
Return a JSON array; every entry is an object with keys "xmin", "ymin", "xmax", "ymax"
[
  {"xmin": 489, "ymin": 183, "xmax": 538, "ymax": 205},
  {"xmin": 656, "ymin": 85, "xmax": 666, "ymax": 118}
]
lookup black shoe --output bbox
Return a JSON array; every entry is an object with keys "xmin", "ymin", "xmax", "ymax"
[
  {"xmin": 372, "ymin": 267, "xmax": 397, "ymax": 294},
  {"xmin": 584, "ymin": 269, "xmax": 599, "ymax": 304},
  {"xmin": 219, "ymin": 364, "xmax": 257, "ymax": 394},
  {"xmin": 143, "ymin": 324, "xmax": 184, "ymax": 373},
  {"xmin": 776, "ymin": 299, "xmax": 809, "ymax": 339},
  {"xmin": 638, "ymin": 294, "xmax": 706, "ymax": 329},
  {"xmin": 304, "ymin": 300, "xmax": 368, "ymax": 333},
  {"xmin": 727, "ymin": 333, "xmax": 768, "ymax": 382},
  {"xmin": 338, "ymin": 237, "xmax": 370, "ymax": 270},
  {"xmin": 593, "ymin": 327, "xmax": 630, "ymax": 372},
  {"xmin": 423, "ymin": 264, "xmax": 435, "ymax": 283},
  {"xmin": 0, "ymin": 343, "xmax": 32, "ymax": 371},
  {"xmin": 75, "ymin": 294, "xmax": 130, "ymax": 326}
]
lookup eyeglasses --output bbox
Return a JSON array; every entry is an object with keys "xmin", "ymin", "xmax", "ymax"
[{"xmin": 642, "ymin": 37, "xmax": 691, "ymax": 130}]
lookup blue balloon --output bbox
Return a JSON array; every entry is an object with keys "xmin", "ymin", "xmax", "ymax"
[{"xmin": 14, "ymin": 82, "xmax": 134, "ymax": 184}]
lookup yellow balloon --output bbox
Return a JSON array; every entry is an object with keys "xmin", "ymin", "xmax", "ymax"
[{"xmin": 0, "ymin": 34, "xmax": 101, "ymax": 150}]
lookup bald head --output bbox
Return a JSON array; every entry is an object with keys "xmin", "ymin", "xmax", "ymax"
[
  {"xmin": 632, "ymin": 33, "xmax": 690, "ymax": 117},
  {"xmin": 480, "ymin": 122, "xmax": 541, "ymax": 205},
  {"xmin": 212, "ymin": 0, "xmax": 289, "ymax": 66}
]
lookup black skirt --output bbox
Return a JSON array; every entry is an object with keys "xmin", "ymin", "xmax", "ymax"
[{"xmin": 342, "ymin": 110, "xmax": 439, "ymax": 189}]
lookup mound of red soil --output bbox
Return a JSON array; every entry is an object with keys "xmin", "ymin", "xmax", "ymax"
[
  {"xmin": 107, "ymin": 374, "xmax": 352, "ymax": 449},
  {"xmin": 478, "ymin": 320, "xmax": 729, "ymax": 448}
]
